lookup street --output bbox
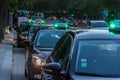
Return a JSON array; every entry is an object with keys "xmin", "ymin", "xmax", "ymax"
[
  {"xmin": 12, "ymin": 46, "xmax": 27, "ymax": 80},
  {"xmin": 1, "ymin": 0, "xmax": 120, "ymax": 80},
  {"xmin": 0, "ymin": 31, "xmax": 28, "ymax": 80}
]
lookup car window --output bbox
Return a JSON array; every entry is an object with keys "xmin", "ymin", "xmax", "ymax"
[
  {"xmin": 28, "ymin": 25, "xmax": 40, "ymax": 38},
  {"xmin": 52, "ymin": 34, "xmax": 73, "ymax": 70},
  {"xmin": 35, "ymin": 30, "xmax": 66, "ymax": 48},
  {"xmin": 91, "ymin": 22, "xmax": 108, "ymax": 28},
  {"xmin": 76, "ymin": 40, "xmax": 120, "ymax": 77}
]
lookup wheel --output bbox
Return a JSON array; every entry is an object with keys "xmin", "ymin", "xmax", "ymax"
[
  {"xmin": 27, "ymin": 62, "xmax": 34, "ymax": 80},
  {"xmin": 24, "ymin": 67, "xmax": 28, "ymax": 77}
]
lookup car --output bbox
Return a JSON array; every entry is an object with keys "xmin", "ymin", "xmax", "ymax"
[
  {"xmin": 17, "ymin": 21, "xmax": 30, "ymax": 47},
  {"xmin": 24, "ymin": 29, "xmax": 68, "ymax": 80},
  {"xmin": 87, "ymin": 20, "xmax": 108, "ymax": 29},
  {"xmin": 41, "ymin": 29, "xmax": 120, "ymax": 80}
]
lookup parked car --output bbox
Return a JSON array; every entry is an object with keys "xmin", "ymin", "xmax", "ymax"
[
  {"xmin": 24, "ymin": 29, "xmax": 68, "ymax": 80},
  {"xmin": 17, "ymin": 21, "xmax": 30, "ymax": 47},
  {"xmin": 41, "ymin": 29, "xmax": 120, "ymax": 80}
]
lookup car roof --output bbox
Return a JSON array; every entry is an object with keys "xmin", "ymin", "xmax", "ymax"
[
  {"xmin": 69, "ymin": 29, "xmax": 120, "ymax": 40},
  {"xmin": 31, "ymin": 23, "xmax": 41, "ymax": 26},
  {"xmin": 112, "ymin": 20, "xmax": 120, "ymax": 21},
  {"xmin": 38, "ymin": 29, "xmax": 69, "ymax": 32}
]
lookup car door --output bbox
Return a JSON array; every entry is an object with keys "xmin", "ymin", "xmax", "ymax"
[{"xmin": 43, "ymin": 33, "xmax": 74, "ymax": 80}]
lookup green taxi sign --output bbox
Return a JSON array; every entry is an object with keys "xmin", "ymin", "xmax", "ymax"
[
  {"xmin": 32, "ymin": 20, "xmax": 35, "ymax": 23},
  {"xmin": 54, "ymin": 23, "xmax": 69, "ymax": 29},
  {"xmin": 28, "ymin": 19, "xmax": 32, "ymax": 23},
  {"xmin": 109, "ymin": 21, "xmax": 116, "ymax": 29},
  {"xmin": 54, "ymin": 23, "xmax": 58, "ymax": 28},
  {"xmin": 109, "ymin": 20, "xmax": 120, "ymax": 33}
]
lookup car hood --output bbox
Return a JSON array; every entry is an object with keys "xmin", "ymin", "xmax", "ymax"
[
  {"xmin": 40, "ymin": 50, "xmax": 52, "ymax": 57},
  {"xmin": 72, "ymin": 75, "xmax": 120, "ymax": 80},
  {"xmin": 34, "ymin": 47, "xmax": 52, "ymax": 58}
]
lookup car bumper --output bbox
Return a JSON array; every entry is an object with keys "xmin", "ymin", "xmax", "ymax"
[{"xmin": 30, "ymin": 61, "xmax": 42, "ymax": 74}]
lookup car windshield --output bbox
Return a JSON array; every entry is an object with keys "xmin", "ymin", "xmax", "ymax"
[
  {"xmin": 91, "ymin": 22, "xmax": 108, "ymax": 28},
  {"xmin": 76, "ymin": 40, "xmax": 120, "ymax": 77},
  {"xmin": 29, "ymin": 25, "xmax": 40, "ymax": 34},
  {"xmin": 28, "ymin": 25, "xmax": 41, "ymax": 39},
  {"xmin": 35, "ymin": 30, "xmax": 66, "ymax": 48}
]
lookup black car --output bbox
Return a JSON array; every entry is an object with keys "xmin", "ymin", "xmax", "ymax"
[
  {"xmin": 17, "ymin": 21, "xmax": 30, "ymax": 47},
  {"xmin": 41, "ymin": 29, "xmax": 120, "ymax": 80},
  {"xmin": 24, "ymin": 29, "xmax": 68, "ymax": 80}
]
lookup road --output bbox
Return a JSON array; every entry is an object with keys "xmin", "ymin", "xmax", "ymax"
[{"xmin": 12, "ymin": 46, "xmax": 27, "ymax": 80}]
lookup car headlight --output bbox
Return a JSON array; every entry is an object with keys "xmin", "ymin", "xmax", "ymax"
[
  {"xmin": 20, "ymin": 35, "xmax": 28, "ymax": 39},
  {"xmin": 32, "ymin": 56, "xmax": 45, "ymax": 66}
]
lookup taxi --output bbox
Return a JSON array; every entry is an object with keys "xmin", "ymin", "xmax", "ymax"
[
  {"xmin": 24, "ymin": 29, "xmax": 68, "ymax": 80},
  {"xmin": 41, "ymin": 24, "xmax": 120, "ymax": 80}
]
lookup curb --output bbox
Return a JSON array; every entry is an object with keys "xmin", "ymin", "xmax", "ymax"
[{"xmin": 0, "ymin": 44, "xmax": 13, "ymax": 80}]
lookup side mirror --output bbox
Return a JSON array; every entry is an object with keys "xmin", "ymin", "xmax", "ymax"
[{"xmin": 42, "ymin": 62, "xmax": 61, "ymax": 74}]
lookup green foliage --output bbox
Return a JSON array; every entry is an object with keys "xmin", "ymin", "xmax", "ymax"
[
  {"xmin": 9, "ymin": 0, "xmax": 35, "ymax": 11},
  {"xmin": 8, "ymin": 0, "xmax": 120, "ymax": 19}
]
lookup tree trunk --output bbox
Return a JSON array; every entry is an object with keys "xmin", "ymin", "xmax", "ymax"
[{"xmin": 0, "ymin": 0, "xmax": 8, "ymax": 43}]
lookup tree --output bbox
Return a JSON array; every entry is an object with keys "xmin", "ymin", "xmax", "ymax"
[{"xmin": 0, "ymin": 0, "xmax": 9, "ymax": 42}]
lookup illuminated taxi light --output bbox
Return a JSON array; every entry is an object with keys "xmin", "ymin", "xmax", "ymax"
[
  {"xmin": 109, "ymin": 20, "xmax": 120, "ymax": 33},
  {"xmin": 28, "ymin": 19, "xmax": 32, "ymax": 23},
  {"xmin": 41, "ymin": 20, "xmax": 45, "ymax": 23},
  {"xmin": 65, "ymin": 24, "xmax": 68, "ymax": 28},
  {"xmin": 32, "ymin": 20, "xmax": 35, "ymax": 23},
  {"xmin": 41, "ymin": 24, "xmax": 45, "ymax": 27},
  {"xmin": 54, "ymin": 24, "xmax": 58, "ymax": 28},
  {"xmin": 109, "ymin": 22, "xmax": 116, "ymax": 29}
]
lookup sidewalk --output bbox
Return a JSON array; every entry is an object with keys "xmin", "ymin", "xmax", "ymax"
[{"xmin": 0, "ymin": 31, "xmax": 14, "ymax": 80}]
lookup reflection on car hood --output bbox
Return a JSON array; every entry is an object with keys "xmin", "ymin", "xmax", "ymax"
[
  {"xmin": 34, "ymin": 47, "xmax": 52, "ymax": 58},
  {"xmin": 72, "ymin": 75, "xmax": 120, "ymax": 80}
]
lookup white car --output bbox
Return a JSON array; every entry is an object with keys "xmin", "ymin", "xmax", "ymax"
[{"xmin": 88, "ymin": 20, "xmax": 108, "ymax": 29}]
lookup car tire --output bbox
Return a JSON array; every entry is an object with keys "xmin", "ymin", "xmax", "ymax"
[
  {"xmin": 27, "ymin": 62, "xmax": 34, "ymax": 80},
  {"xmin": 28, "ymin": 67, "xmax": 34, "ymax": 80},
  {"xmin": 24, "ymin": 68, "xmax": 28, "ymax": 77}
]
